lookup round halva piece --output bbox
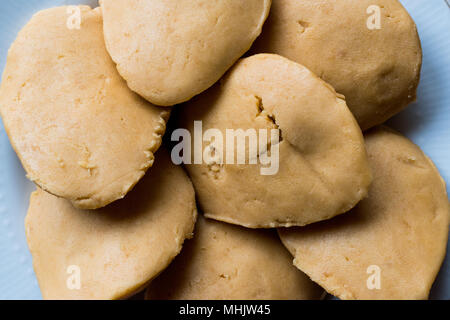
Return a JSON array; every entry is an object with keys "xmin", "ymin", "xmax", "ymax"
[
  {"xmin": 25, "ymin": 149, "xmax": 197, "ymax": 300},
  {"xmin": 99, "ymin": 0, "xmax": 272, "ymax": 106},
  {"xmin": 146, "ymin": 215, "xmax": 322, "ymax": 300},
  {"xmin": 0, "ymin": 6, "xmax": 169, "ymax": 209},
  {"xmin": 179, "ymin": 54, "xmax": 372, "ymax": 228},
  {"xmin": 251, "ymin": 0, "xmax": 422, "ymax": 130},
  {"xmin": 279, "ymin": 127, "xmax": 450, "ymax": 300}
]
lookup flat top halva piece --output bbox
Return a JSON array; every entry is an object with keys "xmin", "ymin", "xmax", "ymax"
[
  {"xmin": 26, "ymin": 149, "xmax": 197, "ymax": 300},
  {"xmin": 252, "ymin": 0, "xmax": 422, "ymax": 130},
  {"xmin": 100, "ymin": 0, "xmax": 272, "ymax": 106},
  {"xmin": 146, "ymin": 215, "xmax": 323, "ymax": 300},
  {"xmin": 0, "ymin": 6, "xmax": 169, "ymax": 209},
  {"xmin": 279, "ymin": 126, "xmax": 450, "ymax": 300}
]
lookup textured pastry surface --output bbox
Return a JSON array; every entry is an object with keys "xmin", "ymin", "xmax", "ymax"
[
  {"xmin": 252, "ymin": 0, "xmax": 422, "ymax": 130},
  {"xmin": 146, "ymin": 215, "xmax": 323, "ymax": 300},
  {"xmin": 100, "ymin": 0, "xmax": 272, "ymax": 106},
  {"xmin": 180, "ymin": 54, "xmax": 372, "ymax": 228},
  {"xmin": 279, "ymin": 126, "xmax": 450, "ymax": 300},
  {"xmin": 25, "ymin": 149, "xmax": 197, "ymax": 300},
  {"xmin": 0, "ymin": 6, "xmax": 169, "ymax": 209}
]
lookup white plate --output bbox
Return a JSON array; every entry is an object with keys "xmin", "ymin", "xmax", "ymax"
[{"xmin": 0, "ymin": 0, "xmax": 448, "ymax": 299}]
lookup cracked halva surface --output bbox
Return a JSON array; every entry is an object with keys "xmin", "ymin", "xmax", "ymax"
[{"xmin": 179, "ymin": 54, "xmax": 373, "ymax": 228}]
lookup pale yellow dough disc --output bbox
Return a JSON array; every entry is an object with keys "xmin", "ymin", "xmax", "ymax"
[
  {"xmin": 279, "ymin": 126, "xmax": 450, "ymax": 300},
  {"xmin": 99, "ymin": 0, "xmax": 272, "ymax": 106},
  {"xmin": 25, "ymin": 149, "xmax": 197, "ymax": 300},
  {"xmin": 146, "ymin": 215, "xmax": 323, "ymax": 300},
  {"xmin": 0, "ymin": 6, "xmax": 169, "ymax": 209},
  {"xmin": 179, "ymin": 54, "xmax": 372, "ymax": 228},
  {"xmin": 252, "ymin": 0, "xmax": 422, "ymax": 130}
]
